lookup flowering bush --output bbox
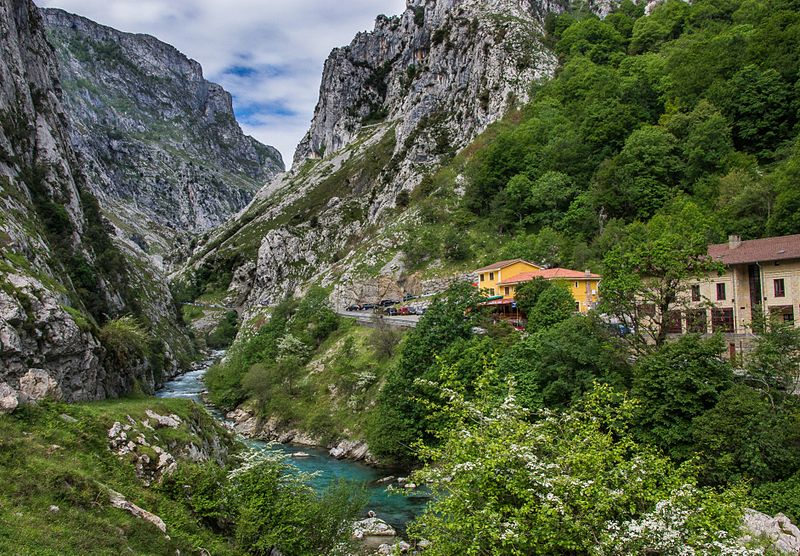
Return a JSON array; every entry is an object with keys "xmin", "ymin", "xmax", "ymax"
[{"xmin": 407, "ymin": 380, "xmax": 759, "ymax": 555}]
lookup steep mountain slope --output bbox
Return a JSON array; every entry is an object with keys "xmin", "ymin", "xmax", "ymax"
[
  {"xmin": 0, "ymin": 0, "xmax": 192, "ymax": 402},
  {"xmin": 41, "ymin": 8, "xmax": 284, "ymax": 259},
  {"xmin": 188, "ymin": 0, "xmax": 560, "ymax": 310}
]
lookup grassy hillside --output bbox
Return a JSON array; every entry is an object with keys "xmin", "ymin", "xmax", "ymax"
[
  {"xmin": 0, "ymin": 397, "xmax": 241, "ymax": 555},
  {"xmin": 206, "ymin": 289, "xmax": 405, "ymax": 446},
  {"xmin": 0, "ymin": 394, "xmax": 366, "ymax": 555}
]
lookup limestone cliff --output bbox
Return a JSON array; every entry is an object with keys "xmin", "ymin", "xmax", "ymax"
[
  {"xmin": 190, "ymin": 0, "xmax": 559, "ymax": 312},
  {"xmin": 0, "ymin": 0, "xmax": 192, "ymax": 403},
  {"xmin": 295, "ymin": 0, "xmax": 558, "ymax": 166},
  {"xmin": 42, "ymin": 8, "xmax": 284, "ymax": 260}
]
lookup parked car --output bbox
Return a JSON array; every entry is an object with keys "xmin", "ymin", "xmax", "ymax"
[
  {"xmin": 385, "ymin": 307, "xmax": 399, "ymax": 316},
  {"xmin": 403, "ymin": 293, "xmax": 416, "ymax": 301},
  {"xmin": 361, "ymin": 303, "xmax": 377, "ymax": 311},
  {"xmin": 399, "ymin": 306, "xmax": 410, "ymax": 315},
  {"xmin": 406, "ymin": 307, "xmax": 418, "ymax": 315},
  {"xmin": 380, "ymin": 299, "xmax": 399, "ymax": 307},
  {"xmin": 417, "ymin": 307, "xmax": 427, "ymax": 315},
  {"xmin": 345, "ymin": 305, "xmax": 361, "ymax": 311}
]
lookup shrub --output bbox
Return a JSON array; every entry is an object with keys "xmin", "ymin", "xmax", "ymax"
[
  {"xmin": 206, "ymin": 311, "xmax": 239, "ymax": 349},
  {"xmin": 99, "ymin": 316, "xmax": 150, "ymax": 364},
  {"xmin": 753, "ymin": 470, "xmax": 800, "ymax": 523},
  {"xmin": 408, "ymin": 383, "xmax": 752, "ymax": 555},
  {"xmin": 692, "ymin": 384, "xmax": 800, "ymax": 486},
  {"xmin": 632, "ymin": 334, "xmax": 733, "ymax": 461},
  {"xmin": 226, "ymin": 452, "xmax": 365, "ymax": 555},
  {"xmin": 368, "ymin": 316, "xmax": 403, "ymax": 360}
]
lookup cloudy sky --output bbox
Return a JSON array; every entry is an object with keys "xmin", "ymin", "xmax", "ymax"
[{"xmin": 38, "ymin": 0, "xmax": 408, "ymax": 165}]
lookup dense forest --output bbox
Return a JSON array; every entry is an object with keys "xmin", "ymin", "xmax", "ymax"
[{"xmin": 402, "ymin": 0, "xmax": 800, "ymax": 272}]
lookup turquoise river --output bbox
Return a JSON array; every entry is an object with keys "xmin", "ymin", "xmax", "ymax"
[{"xmin": 156, "ymin": 352, "xmax": 426, "ymax": 533}]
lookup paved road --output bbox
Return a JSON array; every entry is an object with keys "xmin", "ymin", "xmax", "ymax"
[
  {"xmin": 336, "ymin": 310, "xmax": 420, "ymax": 328},
  {"xmin": 182, "ymin": 302, "xmax": 237, "ymax": 311}
]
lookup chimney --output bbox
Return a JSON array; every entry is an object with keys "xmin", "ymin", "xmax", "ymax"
[
  {"xmin": 585, "ymin": 269, "xmax": 592, "ymax": 277},
  {"xmin": 728, "ymin": 235, "xmax": 741, "ymax": 250}
]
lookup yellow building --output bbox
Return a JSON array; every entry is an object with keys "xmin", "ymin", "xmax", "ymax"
[
  {"xmin": 475, "ymin": 259, "xmax": 541, "ymax": 296},
  {"xmin": 497, "ymin": 268, "xmax": 601, "ymax": 313},
  {"xmin": 475, "ymin": 259, "xmax": 601, "ymax": 315}
]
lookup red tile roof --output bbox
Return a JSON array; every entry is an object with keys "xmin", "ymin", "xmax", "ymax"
[
  {"xmin": 497, "ymin": 268, "xmax": 600, "ymax": 286},
  {"xmin": 475, "ymin": 259, "xmax": 539, "ymax": 272},
  {"xmin": 708, "ymin": 234, "xmax": 800, "ymax": 265}
]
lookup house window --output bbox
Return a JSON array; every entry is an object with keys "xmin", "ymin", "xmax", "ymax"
[
  {"xmin": 716, "ymin": 283, "xmax": 726, "ymax": 301},
  {"xmin": 686, "ymin": 309, "xmax": 707, "ymax": 334},
  {"xmin": 489, "ymin": 272, "xmax": 494, "ymax": 281},
  {"xmin": 770, "ymin": 305, "xmax": 794, "ymax": 323},
  {"xmin": 489, "ymin": 288, "xmax": 495, "ymax": 295},
  {"xmin": 575, "ymin": 281, "xmax": 579, "ymax": 288},
  {"xmin": 774, "ymin": 279, "xmax": 786, "ymax": 298},
  {"xmin": 504, "ymin": 287, "xmax": 510, "ymax": 296},
  {"xmin": 479, "ymin": 273, "xmax": 484, "ymax": 282},
  {"xmin": 711, "ymin": 308, "xmax": 734, "ymax": 333},
  {"xmin": 666, "ymin": 310, "xmax": 682, "ymax": 334},
  {"xmin": 638, "ymin": 304, "xmax": 656, "ymax": 318},
  {"xmin": 691, "ymin": 285, "xmax": 700, "ymax": 302},
  {"xmin": 575, "ymin": 302, "xmax": 580, "ymax": 312}
]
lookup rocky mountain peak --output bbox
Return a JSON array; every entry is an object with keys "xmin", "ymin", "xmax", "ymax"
[{"xmin": 293, "ymin": 0, "xmax": 559, "ymax": 168}]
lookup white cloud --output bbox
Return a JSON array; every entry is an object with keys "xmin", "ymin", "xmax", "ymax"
[{"xmin": 36, "ymin": 0, "xmax": 408, "ymax": 165}]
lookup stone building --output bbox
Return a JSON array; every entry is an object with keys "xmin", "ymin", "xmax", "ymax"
[{"xmin": 676, "ymin": 234, "xmax": 800, "ymax": 356}]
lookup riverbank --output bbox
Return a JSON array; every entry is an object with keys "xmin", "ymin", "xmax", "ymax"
[
  {"xmin": 205, "ymin": 305, "xmax": 407, "ymax": 459},
  {"xmin": 159, "ymin": 350, "xmax": 426, "ymax": 535},
  {"xmin": 225, "ymin": 405, "xmax": 377, "ymax": 463}
]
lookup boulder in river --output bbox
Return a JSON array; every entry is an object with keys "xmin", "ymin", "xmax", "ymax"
[{"xmin": 353, "ymin": 516, "xmax": 396, "ymax": 549}]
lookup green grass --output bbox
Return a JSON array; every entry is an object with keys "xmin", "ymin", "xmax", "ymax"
[
  {"xmin": 0, "ymin": 398, "xmax": 242, "ymax": 555},
  {"xmin": 181, "ymin": 305, "xmax": 204, "ymax": 322},
  {"xmin": 61, "ymin": 305, "xmax": 95, "ymax": 333}
]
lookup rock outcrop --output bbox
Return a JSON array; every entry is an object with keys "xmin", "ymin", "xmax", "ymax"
[
  {"xmin": 225, "ymin": 406, "xmax": 378, "ymax": 463},
  {"xmin": 108, "ymin": 489, "xmax": 167, "ymax": 533},
  {"xmin": 295, "ymin": 0, "xmax": 557, "ymax": 166},
  {"xmin": 353, "ymin": 517, "xmax": 397, "ymax": 551},
  {"xmin": 108, "ymin": 409, "xmax": 231, "ymax": 485},
  {"xmin": 743, "ymin": 510, "xmax": 800, "ymax": 554},
  {"xmin": 42, "ymin": 7, "xmax": 284, "ymax": 257}
]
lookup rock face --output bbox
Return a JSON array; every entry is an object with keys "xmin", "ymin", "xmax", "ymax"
[
  {"xmin": 743, "ymin": 510, "xmax": 800, "ymax": 554},
  {"xmin": 0, "ymin": 0, "xmax": 192, "ymax": 402},
  {"xmin": 18, "ymin": 368, "xmax": 63, "ymax": 402},
  {"xmin": 295, "ymin": 0, "xmax": 557, "ymax": 165},
  {"xmin": 42, "ymin": 7, "xmax": 284, "ymax": 255},
  {"xmin": 193, "ymin": 0, "xmax": 558, "ymax": 311}
]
